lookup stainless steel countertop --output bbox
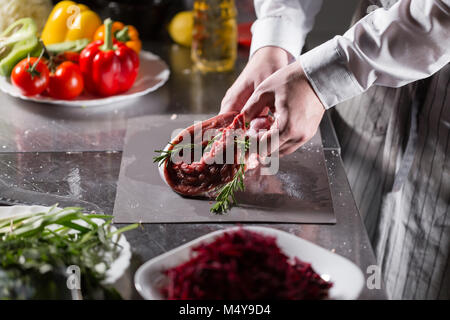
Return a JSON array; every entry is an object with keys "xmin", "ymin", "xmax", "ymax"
[{"xmin": 0, "ymin": 42, "xmax": 387, "ymax": 299}]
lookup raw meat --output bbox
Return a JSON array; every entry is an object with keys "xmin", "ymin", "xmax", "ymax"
[{"xmin": 159, "ymin": 112, "xmax": 273, "ymax": 197}]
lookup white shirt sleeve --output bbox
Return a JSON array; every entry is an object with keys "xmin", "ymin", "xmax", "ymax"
[
  {"xmin": 300, "ymin": 0, "xmax": 450, "ymax": 109},
  {"xmin": 250, "ymin": 0, "xmax": 323, "ymax": 59}
]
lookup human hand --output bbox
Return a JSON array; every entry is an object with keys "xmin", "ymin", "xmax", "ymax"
[
  {"xmin": 242, "ymin": 60, "xmax": 326, "ymax": 157},
  {"xmin": 220, "ymin": 46, "xmax": 292, "ymax": 114}
]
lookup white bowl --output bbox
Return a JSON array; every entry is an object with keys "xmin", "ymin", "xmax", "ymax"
[{"xmin": 134, "ymin": 226, "xmax": 365, "ymax": 300}]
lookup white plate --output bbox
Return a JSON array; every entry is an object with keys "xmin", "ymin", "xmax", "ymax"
[
  {"xmin": 0, "ymin": 205, "xmax": 131, "ymax": 285},
  {"xmin": 135, "ymin": 226, "xmax": 365, "ymax": 300},
  {"xmin": 0, "ymin": 50, "xmax": 170, "ymax": 107}
]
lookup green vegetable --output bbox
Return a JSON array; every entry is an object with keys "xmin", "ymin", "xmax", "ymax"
[
  {"xmin": 210, "ymin": 163, "xmax": 246, "ymax": 214},
  {"xmin": 46, "ymin": 38, "xmax": 90, "ymax": 55},
  {"xmin": 153, "ymin": 142, "xmax": 197, "ymax": 167},
  {"xmin": 210, "ymin": 138, "xmax": 250, "ymax": 214},
  {"xmin": 0, "ymin": 18, "xmax": 40, "ymax": 76},
  {"xmin": 0, "ymin": 206, "xmax": 138, "ymax": 300}
]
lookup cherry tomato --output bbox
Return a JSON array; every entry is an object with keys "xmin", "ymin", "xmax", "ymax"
[
  {"xmin": 11, "ymin": 57, "xmax": 50, "ymax": 96},
  {"xmin": 55, "ymin": 51, "xmax": 80, "ymax": 64},
  {"xmin": 46, "ymin": 62, "xmax": 84, "ymax": 100}
]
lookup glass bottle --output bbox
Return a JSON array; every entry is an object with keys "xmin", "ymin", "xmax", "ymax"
[{"xmin": 191, "ymin": 0, "xmax": 237, "ymax": 72}]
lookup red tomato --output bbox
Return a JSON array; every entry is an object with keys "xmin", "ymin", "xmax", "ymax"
[
  {"xmin": 11, "ymin": 57, "xmax": 50, "ymax": 96},
  {"xmin": 61, "ymin": 52, "xmax": 80, "ymax": 64},
  {"xmin": 46, "ymin": 62, "xmax": 84, "ymax": 100}
]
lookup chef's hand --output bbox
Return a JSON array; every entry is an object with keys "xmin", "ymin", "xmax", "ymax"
[
  {"xmin": 242, "ymin": 60, "xmax": 325, "ymax": 157},
  {"xmin": 220, "ymin": 46, "xmax": 292, "ymax": 114}
]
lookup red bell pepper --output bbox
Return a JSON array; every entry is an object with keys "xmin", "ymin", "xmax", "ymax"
[{"xmin": 79, "ymin": 18, "xmax": 139, "ymax": 97}]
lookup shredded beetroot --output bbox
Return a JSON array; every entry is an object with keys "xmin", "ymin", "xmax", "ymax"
[{"xmin": 161, "ymin": 229, "xmax": 333, "ymax": 300}]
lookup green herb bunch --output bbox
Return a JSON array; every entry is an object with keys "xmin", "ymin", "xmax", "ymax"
[
  {"xmin": 209, "ymin": 136, "xmax": 250, "ymax": 214},
  {"xmin": 0, "ymin": 206, "xmax": 137, "ymax": 300}
]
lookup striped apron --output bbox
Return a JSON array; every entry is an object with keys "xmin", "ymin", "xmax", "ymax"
[{"xmin": 331, "ymin": 0, "xmax": 450, "ymax": 299}]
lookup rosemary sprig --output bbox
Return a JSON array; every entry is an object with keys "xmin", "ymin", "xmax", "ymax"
[
  {"xmin": 154, "ymin": 134, "xmax": 250, "ymax": 214},
  {"xmin": 153, "ymin": 131, "xmax": 224, "ymax": 167},
  {"xmin": 153, "ymin": 142, "xmax": 196, "ymax": 167},
  {"xmin": 205, "ymin": 131, "xmax": 249, "ymax": 152},
  {"xmin": 204, "ymin": 131, "xmax": 223, "ymax": 152},
  {"xmin": 210, "ymin": 163, "xmax": 246, "ymax": 214},
  {"xmin": 210, "ymin": 136, "xmax": 250, "ymax": 214}
]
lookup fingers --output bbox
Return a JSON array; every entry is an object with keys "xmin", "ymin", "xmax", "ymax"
[
  {"xmin": 255, "ymin": 128, "xmax": 299, "ymax": 160},
  {"xmin": 260, "ymin": 120, "xmax": 319, "ymax": 158},
  {"xmin": 248, "ymin": 97, "xmax": 288, "ymax": 158},
  {"xmin": 259, "ymin": 125, "xmax": 309, "ymax": 159},
  {"xmin": 220, "ymin": 82, "xmax": 253, "ymax": 114},
  {"xmin": 255, "ymin": 97, "xmax": 289, "ymax": 157},
  {"xmin": 241, "ymin": 90, "xmax": 274, "ymax": 121},
  {"xmin": 278, "ymin": 125, "xmax": 320, "ymax": 157},
  {"xmin": 257, "ymin": 128, "xmax": 280, "ymax": 159},
  {"xmin": 272, "ymin": 105, "xmax": 289, "ymax": 144},
  {"xmin": 221, "ymin": 46, "xmax": 290, "ymax": 115},
  {"xmin": 278, "ymin": 140, "xmax": 305, "ymax": 157}
]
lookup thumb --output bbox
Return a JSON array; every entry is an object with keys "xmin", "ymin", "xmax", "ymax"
[
  {"xmin": 241, "ymin": 89, "xmax": 274, "ymax": 121},
  {"xmin": 220, "ymin": 84, "xmax": 253, "ymax": 115}
]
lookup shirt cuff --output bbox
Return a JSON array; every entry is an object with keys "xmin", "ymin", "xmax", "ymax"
[
  {"xmin": 299, "ymin": 37, "xmax": 364, "ymax": 109},
  {"xmin": 250, "ymin": 16, "xmax": 305, "ymax": 59}
]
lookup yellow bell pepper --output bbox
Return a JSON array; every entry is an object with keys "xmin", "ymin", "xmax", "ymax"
[{"xmin": 41, "ymin": 1, "xmax": 101, "ymax": 45}]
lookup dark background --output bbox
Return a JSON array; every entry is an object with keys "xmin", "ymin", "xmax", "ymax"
[
  {"xmin": 50, "ymin": 0, "xmax": 358, "ymax": 45},
  {"xmin": 51, "ymin": 0, "xmax": 187, "ymax": 39}
]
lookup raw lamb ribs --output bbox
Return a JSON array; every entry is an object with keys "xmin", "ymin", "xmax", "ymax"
[{"xmin": 159, "ymin": 112, "xmax": 274, "ymax": 198}]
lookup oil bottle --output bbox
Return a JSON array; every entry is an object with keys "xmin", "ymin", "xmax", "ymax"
[{"xmin": 192, "ymin": 0, "xmax": 237, "ymax": 72}]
